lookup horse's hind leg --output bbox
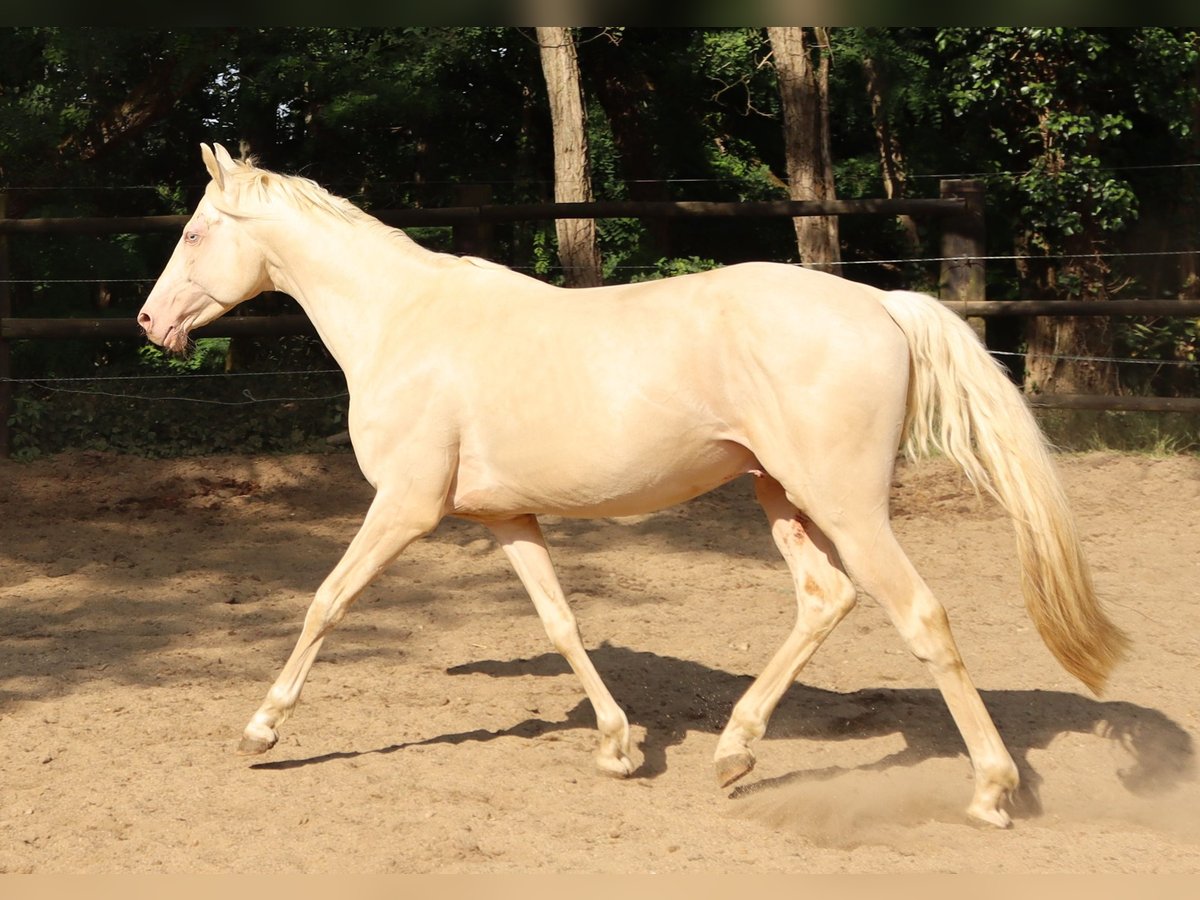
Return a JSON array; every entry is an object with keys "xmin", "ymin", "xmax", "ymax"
[
  {"xmin": 819, "ymin": 513, "xmax": 1020, "ymax": 827},
  {"xmin": 487, "ymin": 514, "xmax": 634, "ymax": 777},
  {"xmin": 714, "ymin": 474, "xmax": 858, "ymax": 788}
]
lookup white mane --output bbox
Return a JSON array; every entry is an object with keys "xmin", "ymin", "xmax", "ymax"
[{"xmin": 211, "ymin": 156, "xmax": 420, "ymax": 247}]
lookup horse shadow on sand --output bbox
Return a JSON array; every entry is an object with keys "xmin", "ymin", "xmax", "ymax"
[{"xmin": 251, "ymin": 643, "xmax": 1194, "ymax": 823}]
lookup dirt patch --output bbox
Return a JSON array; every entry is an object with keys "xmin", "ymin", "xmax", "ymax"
[{"xmin": 1, "ymin": 449, "xmax": 1197, "ymax": 873}]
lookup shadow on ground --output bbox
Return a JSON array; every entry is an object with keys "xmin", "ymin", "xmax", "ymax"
[{"xmin": 250, "ymin": 642, "xmax": 1194, "ymax": 823}]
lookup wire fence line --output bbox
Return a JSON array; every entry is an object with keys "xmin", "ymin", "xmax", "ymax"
[
  {"xmin": 6, "ymin": 248, "xmax": 1200, "ymax": 286},
  {"xmin": 1, "ymin": 348, "xmax": 1193, "ymax": 409},
  {"xmin": 3, "ymin": 191, "xmax": 1195, "ymax": 436},
  {"xmin": 1, "ymin": 364, "xmax": 349, "ymax": 406},
  {"xmin": 1, "ymin": 367, "xmax": 345, "ymax": 382},
  {"xmin": 12, "ymin": 381, "xmax": 349, "ymax": 406},
  {"xmin": 986, "ymin": 350, "xmax": 1197, "ymax": 368}
]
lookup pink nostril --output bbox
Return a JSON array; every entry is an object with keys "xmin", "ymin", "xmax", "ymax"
[{"xmin": 137, "ymin": 311, "xmax": 152, "ymax": 330}]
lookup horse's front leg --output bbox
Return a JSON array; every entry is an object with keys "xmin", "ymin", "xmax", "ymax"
[
  {"xmin": 487, "ymin": 514, "xmax": 635, "ymax": 777},
  {"xmin": 238, "ymin": 486, "xmax": 444, "ymax": 755}
]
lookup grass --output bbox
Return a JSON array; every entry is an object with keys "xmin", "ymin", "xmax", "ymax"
[{"xmin": 1034, "ymin": 409, "xmax": 1200, "ymax": 455}]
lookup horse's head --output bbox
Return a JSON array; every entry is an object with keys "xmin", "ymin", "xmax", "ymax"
[{"xmin": 137, "ymin": 143, "xmax": 273, "ymax": 354}]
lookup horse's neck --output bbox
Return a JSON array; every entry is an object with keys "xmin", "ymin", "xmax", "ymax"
[{"xmin": 260, "ymin": 215, "xmax": 435, "ymax": 385}]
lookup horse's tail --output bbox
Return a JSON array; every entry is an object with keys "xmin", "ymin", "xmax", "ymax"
[{"xmin": 879, "ymin": 290, "xmax": 1129, "ymax": 694}]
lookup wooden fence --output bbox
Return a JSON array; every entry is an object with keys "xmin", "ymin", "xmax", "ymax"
[{"xmin": 2, "ymin": 179, "xmax": 1198, "ymax": 456}]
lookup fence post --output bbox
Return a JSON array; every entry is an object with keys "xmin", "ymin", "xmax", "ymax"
[
  {"xmin": 1, "ymin": 192, "xmax": 12, "ymax": 458},
  {"xmin": 938, "ymin": 178, "xmax": 986, "ymax": 339}
]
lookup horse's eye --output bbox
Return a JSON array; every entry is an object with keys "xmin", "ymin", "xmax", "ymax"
[{"xmin": 184, "ymin": 231, "xmax": 201, "ymax": 244}]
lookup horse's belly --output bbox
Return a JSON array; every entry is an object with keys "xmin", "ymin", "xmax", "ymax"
[{"xmin": 449, "ymin": 438, "xmax": 758, "ymax": 520}]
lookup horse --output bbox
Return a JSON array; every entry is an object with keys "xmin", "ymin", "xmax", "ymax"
[{"xmin": 137, "ymin": 143, "xmax": 1128, "ymax": 828}]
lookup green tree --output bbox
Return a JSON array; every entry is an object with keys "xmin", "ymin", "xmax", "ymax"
[
  {"xmin": 4, "ymin": 27, "xmax": 1199, "ymax": 456},
  {"xmin": 936, "ymin": 27, "xmax": 1199, "ymax": 395}
]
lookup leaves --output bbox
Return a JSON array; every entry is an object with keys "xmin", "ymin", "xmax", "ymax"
[{"xmin": 2, "ymin": 26, "xmax": 1198, "ymax": 453}]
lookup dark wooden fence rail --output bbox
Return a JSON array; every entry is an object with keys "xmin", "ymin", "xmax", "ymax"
[
  {"xmin": 0, "ymin": 197, "xmax": 968, "ymax": 236},
  {"xmin": 2, "ymin": 180, "xmax": 1197, "ymax": 456}
]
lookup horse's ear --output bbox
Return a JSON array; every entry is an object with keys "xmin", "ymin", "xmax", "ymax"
[
  {"xmin": 212, "ymin": 142, "xmax": 238, "ymax": 171},
  {"xmin": 200, "ymin": 143, "xmax": 225, "ymax": 192}
]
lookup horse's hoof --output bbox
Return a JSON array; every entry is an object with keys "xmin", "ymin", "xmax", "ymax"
[
  {"xmin": 237, "ymin": 735, "xmax": 276, "ymax": 756},
  {"xmin": 967, "ymin": 781, "xmax": 1015, "ymax": 828},
  {"xmin": 967, "ymin": 802, "xmax": 1013, "ymax": 829},
  {"xmin": 596, "ymin": 753, "xmax": 634, "ymax": 779},
  {"xmin": 715, "ymin": 751, "xmax": 755, "ymax": 788}
]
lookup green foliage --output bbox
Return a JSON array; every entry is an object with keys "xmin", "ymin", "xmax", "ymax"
[
  {"xmin": 629, "ymin": 256, "xmax": 722, "ymax": 282},
  {"xmin": 1013, "ymin": 156, "xmax": 1139, "ymax": 251},
  {"xmin": 7, "ymin": 378, "xmax": 350, "ymax": 460},
  {"xmin": 1112, "ymin": 317, "xmax": 1199, "ymax": 397},
  {"xmin": 937, "ymin": 28, "xmax": 1145, "ymax": 255},
  {"xmin": 928, "ymin": 26, "xmax": 1200, "ymax": 399},
  {"xmin": 136, "ymin": 338, "xmax": 230, "ymax": 373},
  {"xmin": 2, "ymin": 27, "xmax": 1198, "ymax": 458},
  {"xmin": 529, "ymin": 227, "xmax": 556, "ymax": 280}
]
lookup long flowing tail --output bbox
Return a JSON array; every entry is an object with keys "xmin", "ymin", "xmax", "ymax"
[{"xmin": 879, "ymin": 290, "xmax": 1129, "ymax": 694}]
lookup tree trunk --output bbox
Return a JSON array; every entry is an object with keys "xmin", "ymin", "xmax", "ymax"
[
  {"xmin": 862, "ymin": 49, "xmax": 920, "ymax": 253},
  {"xmin": 767, "ymin": 26, "xmax": 841, "ymax": 275},
  {"xmin": 537, "ymin": 26, "xmax": 603, "ymax": 288},
  {"xmin": 1025, "ymin": 316, "xmax": 1118, "ymax": 395},
  {"xmin": 1020, "ymin": 127, "xmax": 1118, "ymax": 395},
  {"xmin": 1023, "ymin": 233, "xmax": 1118, "ymax": 395}
]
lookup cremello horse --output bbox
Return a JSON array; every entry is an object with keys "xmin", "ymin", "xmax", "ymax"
[{"xmin": 138, "ymin": 144, "xmax": 1128, "ymax": 828}]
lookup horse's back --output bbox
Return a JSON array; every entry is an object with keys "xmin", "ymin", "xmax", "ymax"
[
  {"xmin": 475, "ymin": 260, "xmax": 900, "ymax": 361},
  {"xmin": 596, "ymin": 261, "xmax": 908, "ymax": 404},
  {"xmin": 447, "ymin": 259, "xmax": 901, "ymax": 398}
]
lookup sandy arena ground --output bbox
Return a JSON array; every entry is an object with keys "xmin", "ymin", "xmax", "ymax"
[{"xmin": 0, "ymin": 448, "xmax": 1197, "ymax": 873}]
